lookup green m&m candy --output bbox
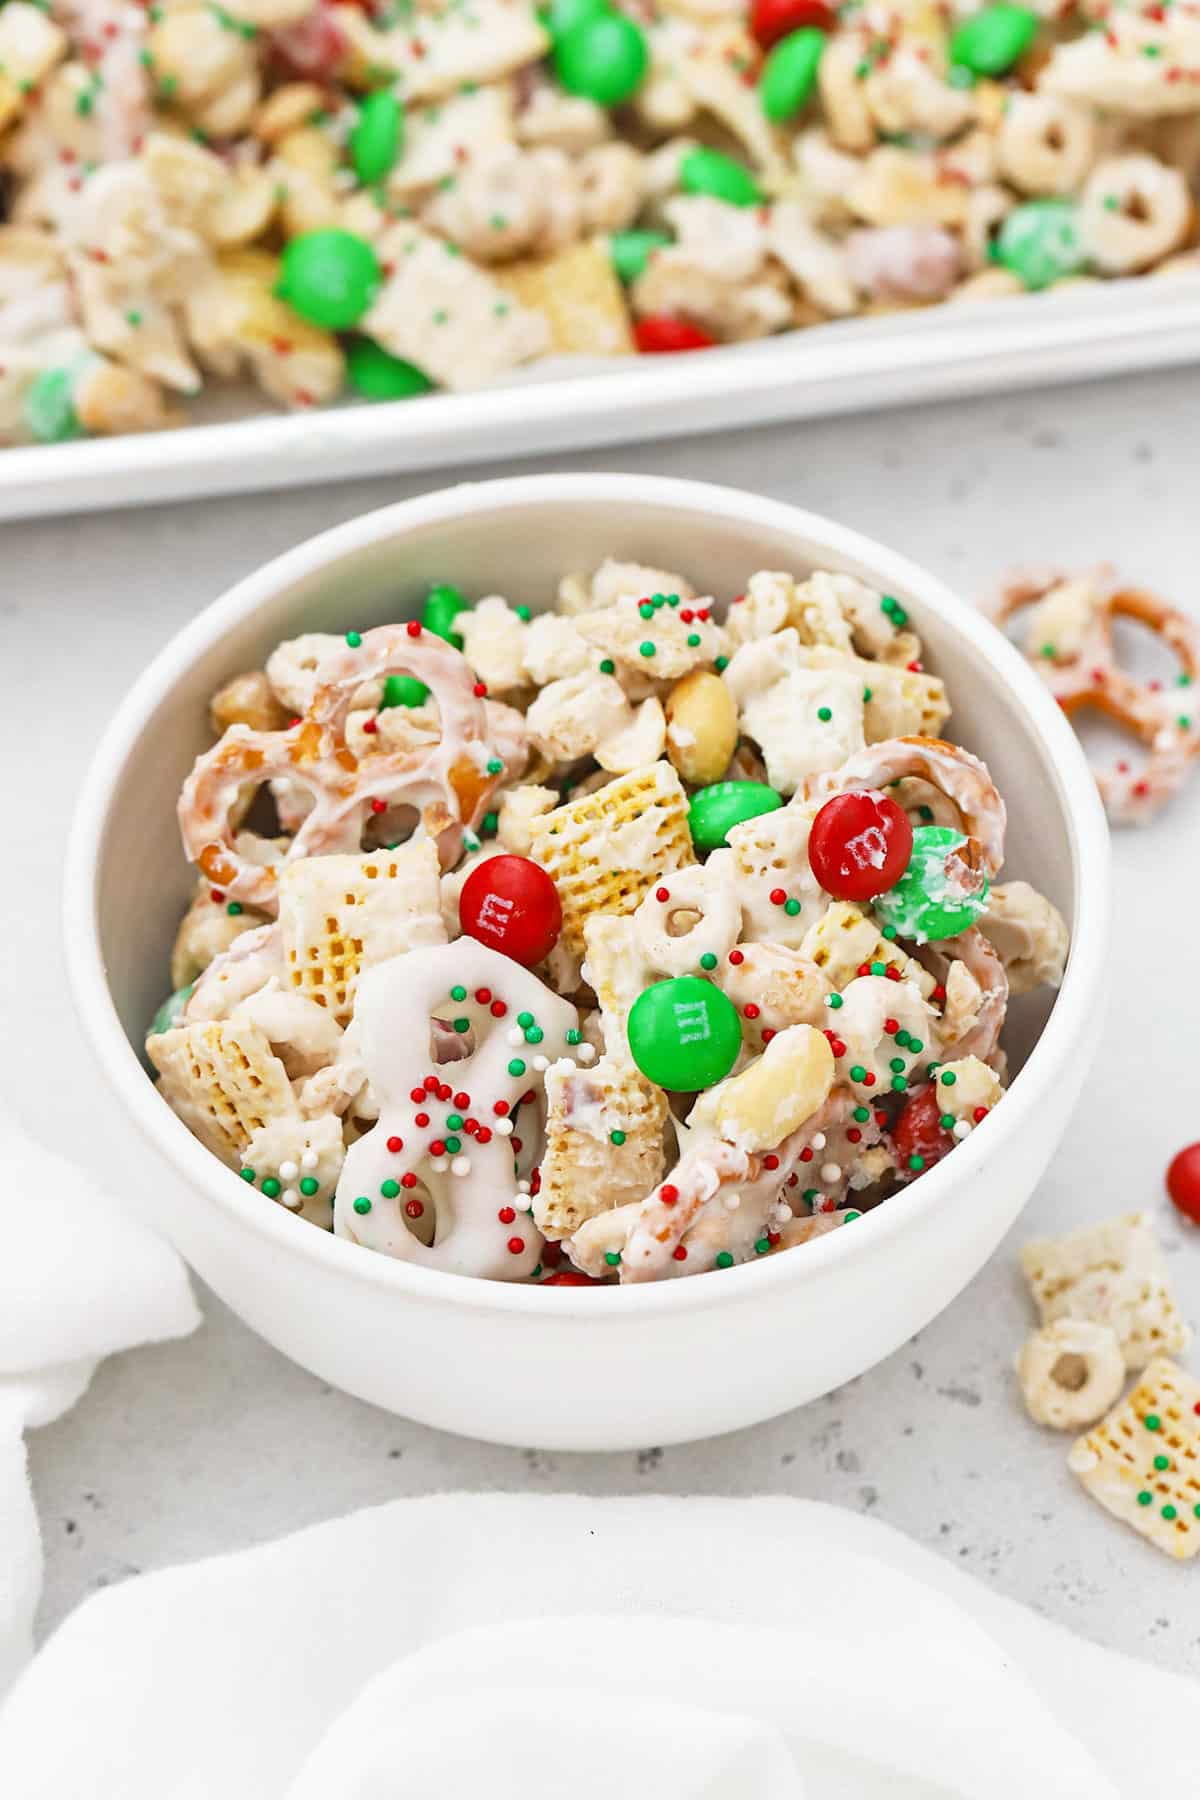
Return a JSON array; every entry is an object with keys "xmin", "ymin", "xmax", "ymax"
[
  {"xmin": 350, "ymin": 89, "xmax": 404, "ymax": 185},
  {"xmin": 949, "ymin": 4, "xmax": 1038, "ymax": 77},
  {"xmin": 148, "ymin": 983, "xmax": 194, "ymax": 1038},
  {"xmin": 627, "ymin": 976, "xmax": 742, "ymax": 1091},
  {"xmin": 992, "ymin": 199, "xmax": 1086, "ymax": 292},
  {"xmin": 346, "ymin": 336, "xmax": 433, "ymax": 400},
  {"xmin": 25, "ymin": 366, "xmax": 84, "ymax": 444},
  {"xmin": 381, "ymin": 672, "xmax": 430, "ymax": 708},
  {"xmin": 872, "ymin": 825, "xmax": 990, "ymax": 944},
  {"xmin": 688, "ymin": 780, "xmax": 783, "ymax": 853},
  {"xmin": 422, "ymin": 582, "xmax": 470, "ymax": 648},
  {"xmin": 610, "ymin": 227, "xmax": 672, "ymax": 284},
  {"xmin": 679, "ymin": 145, "xmax": 764, "ymax": 208},
  {"xmin": 760, "ymin": 27, "xmax": 825, "ymax": 124},
  {"xmin": 276, "ymin": 229, "xmax": 381, "ymax": 330},
  {"xmin": 554, "ymin": 10, "xmax": 648, "ymax": 106}
]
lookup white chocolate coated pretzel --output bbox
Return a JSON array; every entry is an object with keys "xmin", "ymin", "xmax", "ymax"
[
  {"xmin": 804, "ymin": 735, "xmax": 1007, "ymax": 878},
  {"xmin": 334, "ymin": 940, "xmax": 579, "ymax": 1280},
  {"xmin": 178, "ymin": 625, "xmax": 506, "ymax": 908}
]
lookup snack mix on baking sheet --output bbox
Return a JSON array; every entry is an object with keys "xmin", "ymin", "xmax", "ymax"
[
  {"xmin": 147, "ymin": 560, "xmax": 1070, "ymax": 1285},
  {"xmin": 5, "ymin": 0, "xmax": 1200, "ymax": 445}
]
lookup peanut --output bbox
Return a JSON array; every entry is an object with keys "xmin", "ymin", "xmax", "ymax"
[
  {"xmin": 690, "ymin": 1024, "xmax": 834, "ymax": 1152},
  {"xmin": 665, "ymin": 669, "xmax": 737, "ymax": 785},
  {"xmin": 209, "ymin": 670, "xmax": 290, "ymax": 736}
]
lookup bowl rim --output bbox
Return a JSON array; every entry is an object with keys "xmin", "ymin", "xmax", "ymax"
[{"xmin": 63, "ymin": 472, "xmax": 1111, "ymax": 1320}]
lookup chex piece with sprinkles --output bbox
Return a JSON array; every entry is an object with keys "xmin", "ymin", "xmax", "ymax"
[
  {"xmin": 793, "ymin": 645, "xmax": 950, "ymax": 743},
  {"xmin": 278, "ymin": 841, "xmax": 445, "ymax": 1025},
  {"xmin": 573, "ymin": 592, "xmax": 728, "ymax": 684},
  {"xmin": 723, "ymin": 630, "xmax": 867, "ymax": 793},
  {"xmin": 725, "ymin": 800, "xmax": 825, "ymax": 948},
  {"xmin": 363, "ymin": 224, "xmax": 550, "ymax": 391},
  {"xmin": 529, "ymin": 762, "xmax": 695, "ymax": 955},
  {"xmin": 1020, "ymin": 1212, "xmax": 1191, "ymax": 1371},
  {"xmin": 147, "ymin": 1018, "xmax": 300, "ymax": 1166},
  {"xmin": 800, "ymin": 901, "xmax": 937, "ymax": 1001},
  {"xmin": 1068, "ymin": 1358, "xmax": 1200, "ymax": 1560},
  {"xmin": 494, "ymin": 239, "xmax": 634, "ymax": 357},
  {"xmin": 536, "ymin": 1054, "xmax": 667, "ymax": 1241}
]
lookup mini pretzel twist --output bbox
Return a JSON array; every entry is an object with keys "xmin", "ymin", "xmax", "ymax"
[
  {"xmin": 995, "ymin": 573, "xmax": 1200, "ymax": 823},
  {"xmin": 802, "ymin": 735, "xmax": 1007, "ymax": 878},
  {"xmin": 179, "ymin": 624, "xmax": 508, "ymax": 909}
]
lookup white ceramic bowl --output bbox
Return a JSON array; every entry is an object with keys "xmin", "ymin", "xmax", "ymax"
[{"xmin": 65, "ymin": 475, "xmax": 1109, "ymax": 1452}]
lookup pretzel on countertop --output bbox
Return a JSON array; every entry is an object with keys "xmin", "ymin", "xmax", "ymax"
[
  {"xmin": 802, "ymin": 735, "xmax": 1007, "ymax": 878},
  {"xmin": 993, "ymin": 572, "xmax": 1200, "ymax": 823},
  {"xmin": 178, "ymin": 624, "xmax": 510, "ymax": 909}
]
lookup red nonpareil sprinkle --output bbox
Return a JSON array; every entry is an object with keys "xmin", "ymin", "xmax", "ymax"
[
  {"xmin": 769, "ymin": 888, "xmax": 787, "ymax": 906},
  {"xmin": 400, "ymin": 1172, "xmax": 418, "ymax": 1189},
  {"xmin": 858, "ymin": 962, "xmax": 871, "ymax": 977},
  {"xmin": 404, "ymin": 1198, "xmax": 424, "ymax": 1218},
  {"xmin": 672, "ymin": 1245, "xmax": 688, "ymax": 1261},
  {"xmin": 295, "ymin": 390, "xmax": 315, "ymax": 408},
  {"xmin": 656, "ymin": 886, "xmax": 671, "ymax": 902},
  {"xmin": 1091, "ymin": 667, "xmax": 1105, "ymax": 684},
  {"xmin": 472, "ymin": 682, "xmax": 487, "ymax": 697},
  {"xmin": 875, "ymin": 1112, "xmax": 889, "ymax": 1130},
  {"xmin": 885, "ymin": 967, "xmax": 901, "ymax": 982},
  {"xmin": 800, "ymin": 1147, "xmax": 813, "ymax": 1163},
  {"xmin": 410, "ymin": 1086, "xmax": 426, "ymax": 1103},
  {"xmin": 884, "ymin": 1018, "xmax": 899, "ymax": 1035},
  {"xmin": 454, "ymin": 1091, "xmax": 470, "ymax": 1108},
  {"xmin": 932, "ymin": 984, "xmax": 947, "ymax": 1003},
  {"xmin": 541, "ymin": 1239, "xmax": 564, "ymax": 1268},
  {"xmin": 680, "ymin": 609, "xmax": 694, "ymax": 622},
  {"xmin": 660, "ymin": 1183, "xmax": 679, "ymax": 1205},
  {"xmin": 847, "ymin": 1128, "xmax": 862, "ymax": 1143},
  {"xmin": 475, "ymin": 988, "xmax": 492, "ymax": 1003},
  {"xmin": 414, "ymin": 1111, "xmax": 430, "ymax": 1127},
  {"xmin": 907, "ymin": 660, "xmax": 922, "ymax": 674},
  {"xmin": 697, "ymin": 609, "xmax": 710, "ymax": 622},
  {"xmin": 270, "ymin": 336, "xmax": 294, "ymax": 357},
  {"xmin": 1115, "ymin": 761, "xmax": 1130, "ymax": 775},
  {"xmin": 406, "ymin": 620, "xmax": 421, "ymax": 638},
  {"xmin": 507, "ymin": 1236, "xmax": 525, "ymax": 1255},
  {"xmin": 973, "ymin": 1106, "xmax": 988, "ymax": 1122},
  {"xmin": 767, "ymin": 1230, "xmax": 780, "ymax": 1246},
  {"xmin": 863, "ymin": 1072, "xmax": 876, "ymax": 1086},
  {"xmin": 424, "ymin": 1075, "xmax": 439, "ymax": 1092},
  {"xmin": 731, "ymin": 593, "xmax": 745, "ymax": 605},
  {"xmin": 744, "ymin": 1003, "xmax": 760, "ymax": 1019},
  {"xmin": 522, "ymin": 1090, "xmax": 536, "ymax": 1105},
  {"xmin": 370, "ymin": 798, "xmax": 386, "ymax": 814},
  {"xmin": 493, "ymin": 1100, "xmax": 510, "ymax": 1116},
  {"xmin": 830, "ymin": 1039, "xmax": 847, "ymax": 1057},
  {"xmin": 498, "ymin": 1206, "xmax": 516, "ymax": 1224},
  {"xmin": 761, "ymin": 1028, "xmax": 776, "ymax": 1043},
  {"xmin": 728, "ymin": 949, "xmax": 744, "ymax": 965},
  {"xmin": 635, "ymin": 315, "xmax": 715, "ymax": 354},
  {"xmin": 429, "ymin": 1139, "xmax": 446, "ymax": 1156},
  {"xmin": 476, "ymin": 1126, "xmax": 493, "ymax": 1144},
  {"xmin": 491, "ymin": 1001, "xmax": 508, "ymax": 1017},
  {"xmin": 762, "ymin": 1153, "xmax": 780, "ymax": 1170},
  {"xmin": 787, "ymin": 1173, "xmax": 798, "ymax": 1187},
  {"xmin": 511, "ymin": 1136, "xmax": 523, "ymax": 1153},
  {"xmin": 530, "ymin": 1169, "xmax": 541, "ymax": 1195},
  {"xmin": 362, "ymin": 717, "xmax": 378, "ymax": 734},
  {"xmin": 1133, "ymin": 780, "xmax": 1150, "ymax": 798},
  {"xmin": 210, "ymin": 888, "xmax": 225, "ymax": 904},
  {"xmin": 386, "ymin": 1135, "xmax": 403, "ymax": 1152},
  {"xmin": 437, "ymin": 1083, "xmax": 452, "ymax": 1100},
  {"xmin": 464, "ymin": 1119, "xmax": 478, "ymax": 1136}
]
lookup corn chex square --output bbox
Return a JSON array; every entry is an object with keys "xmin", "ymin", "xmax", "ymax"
[
  {"xmin": 1020, "ymin": 1212, "xmax": 1190, "ymax": 1370},
  {"xmin": 278, "ymin": 841, "xmax": 444, "ymax": 1025},
  {"xmin": 1068, "ymin": 1358, "xmax": 1200, "ymax": 1560},
  {"xmin": 529, "ymin": 762, "xmax": 695, "ymax": 955},
  {"xmin": 535, "ymin": 1054, "xmax": 666, "ymax": 1240},
  {"xmin": 147, "ymin": 1018, "xmax": 299, "ymax": 1165}
]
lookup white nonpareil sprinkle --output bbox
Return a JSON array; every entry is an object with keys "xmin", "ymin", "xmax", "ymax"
[
  {"xmin": 507, "ymin": 1027, "xmax": 524, "ymax": 1047},
  {"xmin": 532, "ymin": 1054, "xmax": 548, "ymax": 1072},
  {"xmin": 451, "ymin": 1156, "xmax": 471, "ymax": 1176},
  {"xmin": 515, "ymin": 1192, "xmax": 533, "ymax": 1213},
  {"xmin": 431, "ymin": 1157, "xmax": 449, "ymax": 1173},
  {"xmin": 577, "ymin": 1043, "xmax": 597, "ymax": 1063},
  {"xmin": 820, "ymin": 1162, "xmax": 842, "ymax": 1185},
  {"xmin": 279, "ymin": 1160, "xmax": 298, "ymax": 1181},
  {"xmin": 517, "ymin": 1178, "xmax": 531, "ymax": 1194},
  {"xmin": 724, "ymin": 1192, "xmax": 741, "ymax": 1210},
  {"xmin": 280, "ymin": 1188, "xmax": 301, "ymax": 1210},
  {"xmin": 953, "ymin": 1119, "xmax": 972, "ymax": 1140},
  {"xmin": 495, "ymin": 1117, "xmax": 514, "ymax": 1136},
  {"xmin": 300, "ymin": 1148, "xmax": 319, "ymax": 1171},
  {"xmin": 811, "ymin": 1133, "xmax": 827, "ymax": 1152}
]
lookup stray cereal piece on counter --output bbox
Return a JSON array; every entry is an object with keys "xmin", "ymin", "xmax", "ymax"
[
  {"xmin": 1020, "ymin": 1212, "xmax": 1191, "ymax": 1372},
  {"xmin": 1016, "ymin": 1318, "xmax": 1125, "ymax": 1432},
  {"xmin": 1068, "ymin": 1358, "xmax": 1200, "ymax": 1561}
]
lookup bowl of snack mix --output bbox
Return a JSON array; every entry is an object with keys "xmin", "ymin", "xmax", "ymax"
[{"xmin": 65, "ymin": 474, "xmax": 1109, "ymax": 1449}]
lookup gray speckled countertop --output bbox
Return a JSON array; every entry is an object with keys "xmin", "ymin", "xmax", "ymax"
[{"xmin": 7, "ymin": 366, "xmax": 1199, "ymax": 1678}]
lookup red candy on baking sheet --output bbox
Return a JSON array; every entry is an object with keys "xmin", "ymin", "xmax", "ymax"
[
  {"xmin": 808, "ymin": 789, "xmax": 914, "ymax": 902},
  {"xmin": 634, "ymin": 316, "xmax": 716, "ymax": 354},
  {"xmin": 1167, "ymin": 1142, "xmax": 1200, "ymax": 1225},
  {"xmin": 751, "ymin": 0, "xmax": 837, "ymax": 49},
  {"xmin": 459, "ymin": 854, "xmax": 562, "ymax": 967},
  {"xmin": 891, "ymin": 1086, "xmax": 954, "ymax": 1171}
]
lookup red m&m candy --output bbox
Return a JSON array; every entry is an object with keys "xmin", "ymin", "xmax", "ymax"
[
  {"xmin": 751, "ymin": 0, "xmax": 836, "ymax": 49},
  {"xmin": 540, "ymin": 1270, "xmax": 603, "ymax": 1286},
  {"xmin": 1167, "ymin": 1142, "xmax": 1200, "ymax": 1225},
  {"xmin": 459, "ymin": 854, "xmax": 562, "ymax": 967},
  {"xmin": 634, "ymin": 316, "xmax": 715, "ymax": 354},
  {"xmin": 808, "ymin": 789, "xmax": 913, "ymax": 902}
]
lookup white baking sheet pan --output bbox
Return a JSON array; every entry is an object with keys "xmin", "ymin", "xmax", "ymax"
[{"xmin": 5, "ymin": 275, "xmax": 1200, "ymax": 520}]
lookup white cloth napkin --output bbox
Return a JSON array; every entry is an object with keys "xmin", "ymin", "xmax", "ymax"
[
  {"xmin": 1, "ymin": 1492, "xmax": 1195, "ymax": 1797},
  {"xmin": 0, "ymin": 1112, "xmax": 201, "ymax": 1693}
]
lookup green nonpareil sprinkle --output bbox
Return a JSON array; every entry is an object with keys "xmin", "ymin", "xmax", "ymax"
[
  {"xmin": 870, "ymin": 961, "xmax": 886, "ymax": 976},
  {"xmin": 381, "ymin": 1179, "xmax": 400, "ymax": 1198},
  {"xmin": 451, "ymin": 985, "xmax": 467, "ymax": 1001},
  {"xmin": 444, "ymin": 1136, "xmax": 461, "ymax": 1154},
  {"xmin": 346, "ymin": 629, "xmax": 363, "ymax": 646},
  {"xmin": 610, "ymin": 1129, "xmax": 626, "ymax": 1145},
  {"xmin": 446, "ymin": 1113, "xmax": 464, "ymax": 1131},
  {"xmin": 1040, "ymin": 643, "xmax": 1056, "ymax": 658},
  {"xmin": 566, "ymin": 1029, "xmax": 582, "ymax": 1045},
  {"xmin": 828, "ymin": 993, "xmax": 844, "ymax": 1009},
  {"xmin": 850, "ymin": 1065, "xmax": 867, "ymax": 1082},
  {"xmin": 817, "ymin": 706, "xmax": 832, "ymax": 722},
  {"xmin": 452, "ymin": 1017, "xmax": 470, "ymax": 1033},
  {"xmin": 481, "ymin": 811, "xmax": 498, "ymax": 835},
  {"xmin": 940, "ymin": 1070, "xmax": 957, "ymax": 1086},
  {"xmin": 604, "ymin": 1250, "xmax": 622, "ymax": 1266},
  {"xmin": 639, "ymin": 641, "xmax": 656, "ymax": 657},
  {"xmin": 508, "ymin": 1059, "xmax": 526, "ymax": 1077},
  {"xmin": 890, "ymin": 1057, "xmax": 906, "ymax": 1073},
  {"xmin": 1137, "ymin": 1490, "xmax": 1153, "ymax": 1506},
  {"xmin": 853, "ymin": 1106, "xmax": 869, "ymax": 1123},
  {"xmin": 515, "ymin": 604, "xmax": 532, "ymax": 621},
  {"xmin": 715, "ymin": 655, "xmax": 729, "ymax": 672},
  {"xmin": 1144, "ymin": 1413, "xmax": 1162, "ymax": 1431},
  {"xmin": 262, "ymin": 1177, "xmax": 281, "ymax": 1199},
  {"xmin": 517, "ymin": 1011, "xmax": 533, "ymax": 1027},
  {"xmin": 226, "ymin": 901, "xmax": 243, "ymax": 916},
  {"xmin": 599, "ymin": 658, "xmax": 615, "ymax": 674},
  {"xmin": 863, "ymin": 687, "xmax": 872, "ymax": 702},
  {"xmin": 240, "ymin": 1167, "xmax": 256, "ymax": 1183},
  {"xmin": 700, "ymin": 952, "xmax": 718, "ymax": 970},
  {"xmin": 1154, "ymin": 1454, "xmax": 1170, "ymax": 1471},
  {"xmin": 783, "ymin": 897, "xmax": 801, "ymax": 916},
  {"xmin": 353, "ymin": 1196, "xmax": 372, "ymax": 1214},
  {"xmin": 754, "ymin": 1237, "xmax": 770, "ymax": 1255},
  {"xmin": 842, "ymin": 1210, "xmax": 863, "ymax": 1223},
  {"xmin": 715, "ymin": 1251, "xmax": 734, "ymax": 1269},
  {"xmin": 486, "ymin": 758, "xmax": 504, "ymax": 775},
  {"xmin": 687, "ymin": 633, "xmax": 701, "ymax": 648},
  {"xmin": 299, "ymin": 1177, "xmax": 319, "ymax": 1197},
  {"xmin": 524, "ymin": 1026, "xmax": 544, "ymax": 1044},
  {"xmin": 940, "ymin": 1114, "xmax": 956, "ymax": 1131}
]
